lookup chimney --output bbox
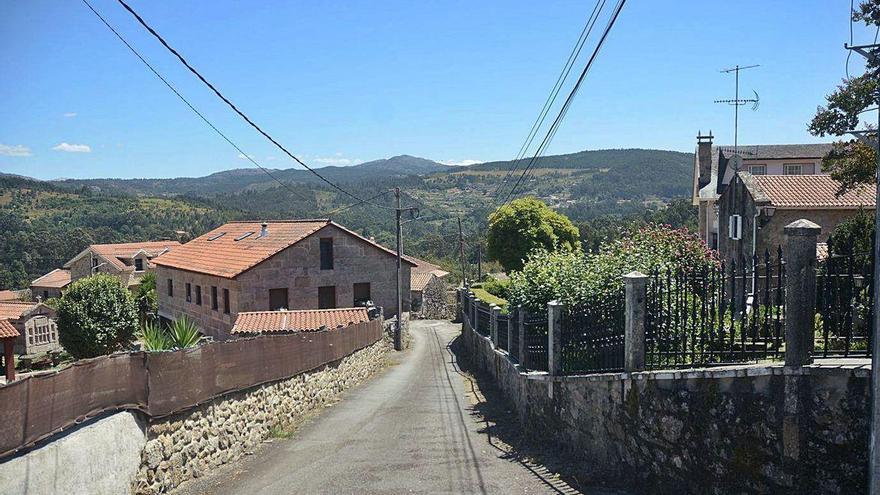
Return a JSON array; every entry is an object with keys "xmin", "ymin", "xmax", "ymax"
[
  {"xmin": 260, "ymin": 222, "xmax": 269, "ymax": 237},
  {"xmin": 696, "ymin": 130, "xmax": 714, "ymax": 189}
]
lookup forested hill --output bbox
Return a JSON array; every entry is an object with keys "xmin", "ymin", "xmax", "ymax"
[{"xmin": 1, "ymin": 148, "xmax": 696, "ymax": 289}]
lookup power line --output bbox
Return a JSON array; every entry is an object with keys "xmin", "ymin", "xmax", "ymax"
[
  {"xmin": 324, "ymin": 190, "xmax": 393, "ymax": 217},
  {"xmin": 80, "ymin": 0, "xmax": 312, "ymax": 203},
  {"xmin": 491, "ymin": 0, "xmax": 607, "ymax": 204},
  {"xmin": 497, "ymin": 0, "xmax": 627, "ymax": 214},
  {"xmin": 113, "ymin": 0, "xmax": 391, "ymax": 209}
]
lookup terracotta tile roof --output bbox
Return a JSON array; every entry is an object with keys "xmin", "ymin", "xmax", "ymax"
[
  {"xmin": 64, "ymin": 241, "xmax": 180, "ymax": 272},
  {"xmin": 31, "ymin": 268, "xmax": 72, "ymax": 289},
  {"xmin": 232, "ymin": 307, "xmax": 370, "ymax": 334},
  {"xmin": 749, "ymin": 174, "xmax": 875, "ymax": 209},
  {"xmin": 412, "ymin": 272, "xmax": 439, "ymax": 292},
  {"xmin": 0, "ymin": 290, "xmax": 21, "ymax": 301},
  {"xmin": 154, "ymin": 219, "xmax": 414, "ymax": 278},
  {"xmin": 0, "ymin": 320, "xmax": 19, "ymax": 339},
  {"xmin": 0, "ymin": 302, "xmax": 38, "ymax": 321}
]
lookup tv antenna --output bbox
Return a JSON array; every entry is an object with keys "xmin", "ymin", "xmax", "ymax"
[{"xmin": 714, "ymin": 64, "xmax": 760, "ymax": 163}]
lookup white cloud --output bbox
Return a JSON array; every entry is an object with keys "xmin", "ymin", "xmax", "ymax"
[
  {"xmin": 313, "ymin": 156, "xmax": 362, "ymax": 166},
  {"xmin": 0, "ymin": 144, "xmax": 32, "ymax": 157},
  {"xmin": 439, "ymin": 159, "xmax": 481, "ymax": 167},
  {"xmin": 237, "ymin": 153, "xmax": 256, "ymax": 160},
  {"xmin": 265, "ymin": 156, "xmax": 278, "ymax": 161},
  {"xmin": 52, "ymin": 142, "xmax": 91, "ymax": 153},
  {"xmin": 63, "ymin": 112, "xmax": 77, "ymax": 118}
]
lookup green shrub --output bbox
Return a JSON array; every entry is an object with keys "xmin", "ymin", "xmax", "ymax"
[
  {"xmin": 136, "ymin": 316, "xmax": 202, "ymax": 351},
  {"xmin": 168, "ymin": 316, "xmax": 201, "ymax": 348},
  {"xmin": 508, "ymin": 224, "xmax": 717, "ymax": 312},
  {"xmin": 138, "ymin": 321, "xmax": 172, "ymax": 351},
  {"xmin": 57, "ymin": 274, "xmax": 139, "ymax": 359},
  {"xmin": 482, "ymin": 278, "xmax": 511, "ymax": 300}
]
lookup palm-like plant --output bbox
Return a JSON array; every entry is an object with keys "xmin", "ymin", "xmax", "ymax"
[
  {"xmin": 168, "ymin": 316, "xmax": 202, "ymax": 349},
  {"xmin": 138, "ymin": 322, "xmax": 172, "ymax": 351}
]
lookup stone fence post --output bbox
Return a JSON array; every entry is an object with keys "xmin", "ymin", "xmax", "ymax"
[
  {"xmin": 784, "ymin": 219, "xmax": 820, "ymax": 367},
  {"xmin": 624, "ymin": 271, "xmax": 648, "ymax": 372},
  {"xmin": 490, "ymin": 304, "xmax": 500, "ymax": 346},
  {"xmin": 470, "ymin": 292, "xmax": 477, "ymax": 331},
  {"xmin": 547, "ymin": 300, "xmax": 564, "ymax": 375},
  {"xmin": 517, "ymin": 306, "xmax": 526, "ymax": 366},
  {"xmin": 456, "ymin": 288, "xmax": 463, "ymax": 323}
]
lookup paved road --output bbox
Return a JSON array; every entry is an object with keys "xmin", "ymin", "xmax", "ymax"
[{"xmin": 193, "ymin": 320, "xmax": 567, "ymax": 495}]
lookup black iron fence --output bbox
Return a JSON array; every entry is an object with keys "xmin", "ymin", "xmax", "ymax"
[
  {"xmin": 475, "ymin": 301, "xmax": 491, "ymax": 337},
  {"xmin": 509, "ymin": 308, "xmax": 521, "ymax": 363},
  {"xmin": 816, "ymin": 248, "xmax": 874, "ymax": 357},
  {"xmin": 645, "ymin": 249, "xmax": 786, "ymax": 369},
  {"xmin": 522, "ymin": 310, "xmax": 548, "ymax": 372},
  {"xmin": 560, "ymin": 298, "xmax": 625, "ymax": 373},
  {"xmin": 497, "ymin": 312, "xmax": 510, "ymax": 352}
]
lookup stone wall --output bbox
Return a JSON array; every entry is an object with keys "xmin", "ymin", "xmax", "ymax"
[
  {"xmin": 412, "ymin": 277, "xmax": 453, "ymax": 320},
  {"xmin": 461, "ymin": 320, "xmax": 869, "ymax": 494},
  {"xmin": 132, "ymin": 337, "xmax": 390, "ymax": 494}
]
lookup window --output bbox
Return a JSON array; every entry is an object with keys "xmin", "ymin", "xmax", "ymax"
[
  {"xmin": 318, "ymin": 286, "xmax": 336, "ymax": 309},
  {"xmin": 42, "ymin": 290, "xmax": 49, "ymax": 300},
  {"xmin": 208, "ymin": 232, "xmax": 226, "ymax": 241},
  {"xmin": 211, "ymin": 286, "xmax": 218, "ymax": 310},
  {"xmin": 728, "ymin": 214, "xmax": 742, "ymax": 240},
  {"xmin": 269, "ymin": 288, "xmax": 289, "ymax": 311},
  {"xmin": 186, "ymin": 283, "xmax": 192, "ymax": 303},
  {"xmin": 134, "ymin": 258, "xmax": 144, "ymax": 272},
  {"xmin": 784, "ymin": 164, "xmax": 804, "ymax": 175},
  {"xmin": 223, "ymin": 288, "xmax": 230, "ymax": 314},
  {"xmin": 234, "ymin": 232, "xmax": 254, "ymax": 241},
  {"xmin": 195, "ymin": 285, "xmax": 202, "ymax": 306},
  {"xmin": 748, "ymin": 165, "xmax": 766, "ymax": 175},
  {"xmin": 167, "ymin": 279, "xmax": 173, "ymax": 297},
  {"xmin": 353, "ymin": 283, "xmax": 371, "ymax": 305},
  {"xmin": 92, "ymin": 256, "xmax": 98, "ymax": 268},
  {"xmin": 320, "ymin": 238, "xmax": 334, "ymax": 270}
]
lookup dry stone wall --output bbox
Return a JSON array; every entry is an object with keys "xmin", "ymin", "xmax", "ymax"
[{"xmin": 132, "ymin": 337, "xmax": 390, "ymax": 495}]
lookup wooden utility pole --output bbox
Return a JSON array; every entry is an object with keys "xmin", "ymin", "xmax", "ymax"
[
  {"xmin": 458, "ymin": 217, "xmax": 467, "ymax": 288},
  {"xmin": 394, "ymin": 187, "xmax": 403, "ymax": 351}
]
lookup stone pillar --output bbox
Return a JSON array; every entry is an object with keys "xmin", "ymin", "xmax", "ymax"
[
  {"xmin": 490, "ymin": 304, "xmax": 500, "ymax": 346},
  {"xmin": 470, "ymin": 292, "xmax": 477, "ymax": 331},
  {"xmin": 517, "ymin": 307, "xmax": 526, "ymax": 365},
  {"xmin": 624, "ymin": 271, "xmax": 648, "ymax": 372},
  {"xmin": 547, "ymin": 300, "xmax": 564, "ymax": 375},
  {"xmin": 456, "ymin": 288, "xmax": 462, "ymax": 323},
  {"xmin": 784, "ymin": 219, "xmax": 820, "ymax": 367}
]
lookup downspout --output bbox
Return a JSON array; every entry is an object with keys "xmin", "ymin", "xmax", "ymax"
[{"xmin": 751, "ymin": 208, "xmax": 760, "ymax": 294}]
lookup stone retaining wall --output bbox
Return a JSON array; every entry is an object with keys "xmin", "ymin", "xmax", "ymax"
[
  {"xmin": 132, "ymin": 337, "xmax": 390, "ymax": 494},
  {"xmin": 461, "ymin": 320, "xmax": 870, "ymax": 494}
]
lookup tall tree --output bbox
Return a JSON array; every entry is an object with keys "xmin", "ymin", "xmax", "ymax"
[
  {"xmin": 57, "ymin": 274, "xmax": 139, "ymax": 359},
  {"xmin": 809, "ymin": 0, "xmax": 880, "ymax": 194},
  {"xmin": 486, "ymin": 197, "xmax": 580, "ymax": 272}
]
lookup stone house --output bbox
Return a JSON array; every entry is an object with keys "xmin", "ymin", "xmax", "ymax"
[
  {"xmin": 30, "ymin": 269, "xmax": 71, "ymax": 301},
  {"xmin": 0, "ymin": 301, "xmax": 59, "ymax": 356},
  {"xmin": 717, "ymin": 172, "xmax": 875, "ymax": 262},
  {"xmin": 153, "ymin": 220, "xmax": 414, "ymax": 339},
  {"xmin": 408, "ymin": 257, "xmax": 450, "ymax": 318},
  {"xmin": 691, "ymin": 131, "xmax": 833, "ymax": 250},
  {"xmin": 30, "ymin": 241, "xmax": 180, "ymax": 299}
]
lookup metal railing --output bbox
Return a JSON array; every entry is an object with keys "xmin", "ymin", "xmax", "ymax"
[
  {"xmin": 560, "ymin": 298, "xmax": 625, "ymax": 374},
  {"xmin": 645, "ymin": 249, "xmax": 786, "ymax": 369},
  {"xmin": 496, "ymin": 312, "xmax": 510, "ymax": 352},
  {"xmin": 475, "ymin": 302, "xmax": 491, "ymax": 337},
  {"xmin": 816, "ymin": 249, "xmax": 874, "ymax": 357},
  {"xmin": 522, "ymin": 310, "xmax": 548, "ymax": 372},
  {"xmin": 508, "ymin": 308, "xmax": 521, "ymax": 362}
]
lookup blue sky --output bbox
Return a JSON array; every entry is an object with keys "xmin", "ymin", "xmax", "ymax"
[{"xmin": 0, "ymin": 1, "xmax": 874, "ymax": 180}]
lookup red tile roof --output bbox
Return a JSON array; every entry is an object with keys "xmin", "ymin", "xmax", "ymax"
[
  {"xmin": 411, "ymin": 272, "xmax": 436, "ymax": 292},
  {"xmin": 65, "ymin": 241, "xmax": 181, "ymax": 272},
  {"xmin": 231, "ymin": 307, "xmax": 370, "ymax": 334},
  {"xmin": 0, "ymin": 291, "xmax": 20, "ymax": 301},
  {"xmin": 154, "ymin": 220, "xmax": 414, "ymax": 278},
  {"xmin": 0, "ymin": 302, "xmax": 38, "ymax": 321},
  {"xmin": 751, "ymin": 175, "xmax": 875, "ymax": 209},
  {"xmin": 407, "ymin": 256, "xmax": 450, "ymax": 277},
  {"xmin": 0, "ymin": 320, "xmax": 19, "ymax": 339},
  {"xmin": 31, "ymin": 268, "xmax": 72, "ymax": 289}
]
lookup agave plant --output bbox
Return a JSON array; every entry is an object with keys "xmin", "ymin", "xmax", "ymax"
[
  {"xmin": 138, "ymin": 321, "xmax": 172, "ymax": 351},
  {"xmin": 168, "ymin": 316, "xmax": 202, "ymax": 349}
]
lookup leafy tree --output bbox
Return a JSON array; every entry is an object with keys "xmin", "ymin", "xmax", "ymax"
[
  {"xmin": 57, "ymin": 274, "xmax": 139, "ymax": 359},
  {"xmin": 828, "ymin": 208, "xmax": 875, "ymax": 267},
  {"xmin": 486, "ymin": 197, "xmax": 580, "ymax": 272},
  {"xmin": 809, "ymin": 1, "xmax": 880, "ymax": 193},
  {"xmin": 135, "ymin": 272, "xmax": 158, "ymax": 323}
]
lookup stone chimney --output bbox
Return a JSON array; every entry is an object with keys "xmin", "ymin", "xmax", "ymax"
[
  {"xmin": 260, "ymin": 222, "xmax": 269, "ymax": 237},
  {"xmin": 696, "ymin": 131, "xmax": 714, "ymax": 190}
]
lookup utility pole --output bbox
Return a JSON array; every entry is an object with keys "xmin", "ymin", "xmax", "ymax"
[
  {"xmin": 458, "ymin": 217, "xmax": 467, "ymax": 288},
  {"xmin": 477, "ymin": 243, "xmax": 482, "ymax": 283},
  {"xmin": 393, "ymin": 187, "xmax": 418, "ymax": 351},
  {"xmin": 715, "ymin": 64, "xmax": 760, "ymax": 157},
  {"xmin": 844, "ymin": 41, "xmax": 880, "ymax": 495}
]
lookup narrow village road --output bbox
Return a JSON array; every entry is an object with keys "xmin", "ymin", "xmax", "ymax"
[{"xmin": 190, "ymin": 320, "xmax": 575, "ymax": 494}]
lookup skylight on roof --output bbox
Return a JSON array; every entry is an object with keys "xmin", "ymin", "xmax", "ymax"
[
  {"xmin": 208, "ymin": 232, "xmax": 226, "ymax": 241},
  {"xmin": 234, "ymin": 232, "xmax": 254, "ymax": 241}
]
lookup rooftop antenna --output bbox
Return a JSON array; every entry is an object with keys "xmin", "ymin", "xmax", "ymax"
[{"xmin": 714, "ymin": 64, "xmax": 760, "ymax": 167}]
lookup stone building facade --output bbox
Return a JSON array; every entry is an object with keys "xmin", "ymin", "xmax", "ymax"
[
  {"xmin": 718, "ymin": 172, "xmax": 875, "ymax": 262},
  {"xmin": 0, "ymin": 301, "xmax": 59, "ymax": 355},
  {"xmin": 154, "ymin": 220, "xmax": 413, "ymax": 339}
]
